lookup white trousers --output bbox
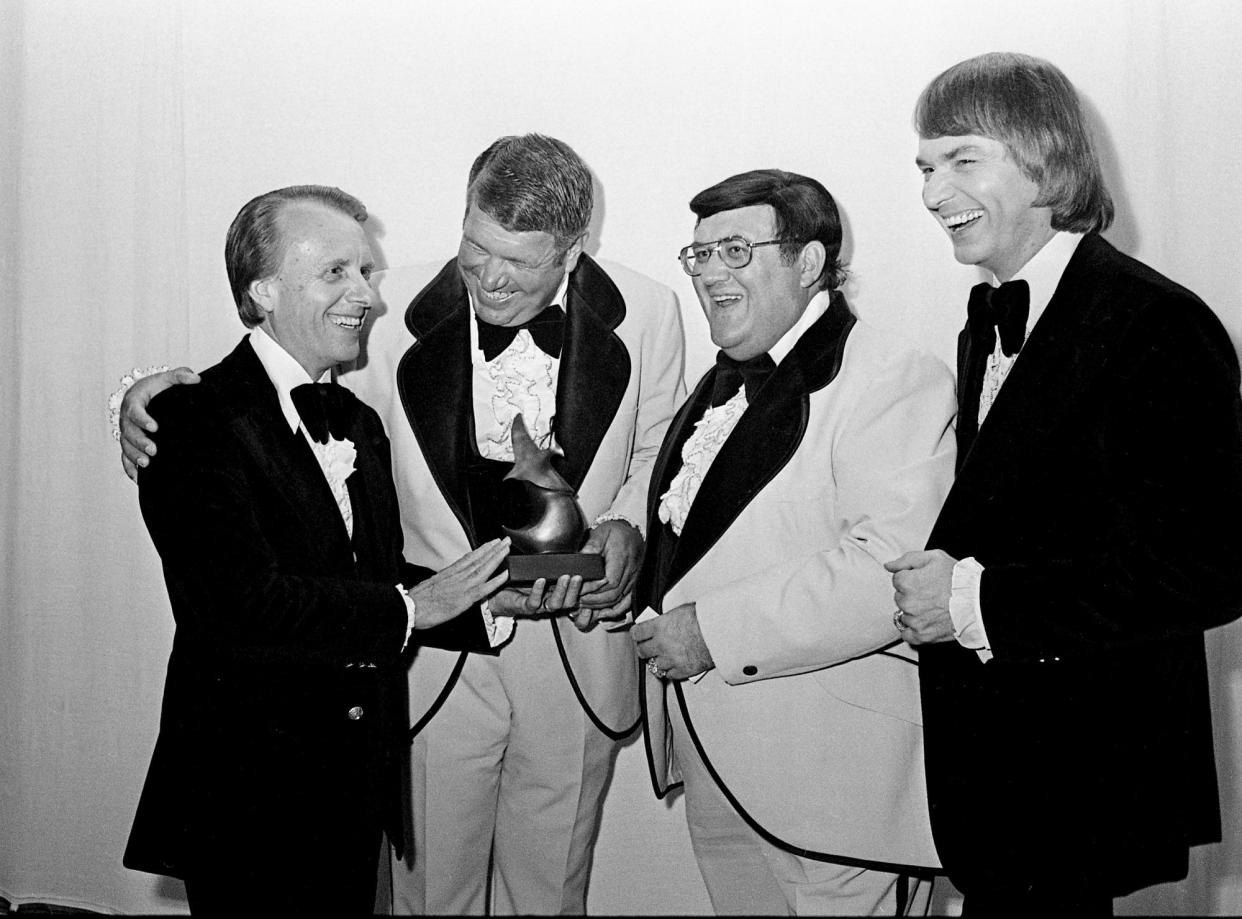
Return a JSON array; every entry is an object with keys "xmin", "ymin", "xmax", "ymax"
[
  {"xmin": 670, "ymin": 699, "xmax": 931, "ymax": 916},
  {"xmin": 392, "ymin": 621, "xmax": 617, "ymax": 915}
]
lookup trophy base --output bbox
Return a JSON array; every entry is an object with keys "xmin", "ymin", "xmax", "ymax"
[{"xmin": 507, "ymin": 553, "xmax": 605, "ymax": 584}]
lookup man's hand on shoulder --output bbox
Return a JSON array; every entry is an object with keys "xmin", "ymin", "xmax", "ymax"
[
  {"xmin": 120, "ymin": 367, "xmax": 200, "ymax": 482},
  {"xmin": 885, "ymin": 549, "xmax": 957, "ymax": 645}
]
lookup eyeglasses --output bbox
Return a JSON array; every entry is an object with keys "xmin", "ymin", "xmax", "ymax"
[{"xmin": 678, "ymin": 236, "xmax": 784, "ymax": 277}]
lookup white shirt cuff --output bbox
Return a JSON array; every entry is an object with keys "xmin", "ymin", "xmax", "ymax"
[
  {"xmin": 950, "ymin": 557, "xmax": 993, "ymax": 663},
  {"xmin": 397, "ymin": 585, "xmax": 417, "ymax": 652},
  {"xmin": 480, "ymin": 597, "xmax": 514, "ymax": 648},
  {"xmin": 593, "ymin": 512, "xmax": 645, "ymax": 540}
]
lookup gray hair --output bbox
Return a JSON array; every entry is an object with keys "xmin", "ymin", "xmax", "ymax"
[{"xmin": 465, "ymin": 134, "xmax": 593, "ymax": 252}]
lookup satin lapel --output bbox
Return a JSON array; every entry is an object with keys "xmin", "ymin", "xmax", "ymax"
[
  {"xmin": 217, "ymin": 342, "xmax": 354, "ymax": 569},
  {"xmin": 664, "ymin": 294, "xmax": 856, "ymax": 593},
  {"xmin": 935, "ymin": 234, "xmax": 1119, "ymax": 531},
  {"xmin": 396, "ymin": 259, "xmax": 477, "ymax": 543},
  {"xmin": 554, "ymin": 255, "xmax": 630, "ymax": 491},
  {"xmin": 344, "ymin": 419, "xmax": 391, "ymax": 580},
  {"xmin": 955, "ymin": 323, "xmax": 987, "ymax": 469}
]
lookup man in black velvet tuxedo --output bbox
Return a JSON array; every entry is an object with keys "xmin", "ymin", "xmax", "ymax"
[
  {"xmin": 888, "ymin": 52, "xmax": 1242, "ymax": 914},
  {"xmin": 123, "ymin": 186, "xmax": 509, "ymax": 913}
]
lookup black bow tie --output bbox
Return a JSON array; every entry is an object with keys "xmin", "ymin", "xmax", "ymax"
[
  {"xmin": 711, "ymin": 351, "xmax": 776, "ymax": 407},
  {"xmin": 476, "ymin": 304, "xmax": 565, "ymax": 362},
  {"xmin": 291, "ymin": 382, "xmax": 357, "ymax": 445},
  {"xmin": 968, "ymin": 280, "xmax": 1031, "ymax": 358}
]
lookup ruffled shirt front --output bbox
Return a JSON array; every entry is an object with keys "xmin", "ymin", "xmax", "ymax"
[
  {"xmin": 470, "ymin": 276, "xmax": 567, "ymax": 462},
  {"xmin": 657, "ymin": 290, "xmax": 833, "ymax": 536}
]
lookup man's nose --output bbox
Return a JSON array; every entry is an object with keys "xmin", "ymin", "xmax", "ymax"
[
  {"xmin": 479, "ymin": 256, "xmax": 509, "ymax": 291},
  {"xmin": 698, "ymin": 249, "xmax": 731, "ymax": 284},
  {"xmin": 347, "ymin": 273, "xmax": 376, "ymax": 306},
  {"xmin": 922, "ymin": 171, "xmax": 951, "ymax": 210}
]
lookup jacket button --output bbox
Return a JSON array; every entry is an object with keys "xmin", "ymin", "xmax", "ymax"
[
  {"xmin": 742, "ymin": 665, "xmax": 757, "ymax": 676},
  {"xmin": 347, "ymin": 705, "xmax": 364, "ymax": 721}
]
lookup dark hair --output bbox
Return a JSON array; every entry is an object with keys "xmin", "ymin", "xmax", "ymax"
[
  {"xmin": 225, "ymin": 185, "xmax": 367, "ymax": 327},
  {"xmin": 689, "ymin": 169, "xmax": 846, "ymax": 291},
  {"xmin": 915, "ymin": 51, "xmax": 1114, "ymax": 233},
  {"xmin": 465, "ymin": 134, "xmax": 593, "ymax": 252}
]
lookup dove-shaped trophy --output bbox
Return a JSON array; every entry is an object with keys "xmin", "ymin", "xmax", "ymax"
[{"xmin": 499, "ymin": 414, "xmax": 605, "ymax": 583}]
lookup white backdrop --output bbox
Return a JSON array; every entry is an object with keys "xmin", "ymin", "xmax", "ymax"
[{"xmin": 2, "ymin": 0, "xmax": 1240, "ymax": 914}]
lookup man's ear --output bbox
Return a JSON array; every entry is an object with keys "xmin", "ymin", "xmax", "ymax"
[
  {"xmin": 561, "ymin": 235, "xmax": 586, "ymax": 275},
  {"xmin": 249, "ymin": 277, "xmax": 278, "ymax": 316},
  {"xmin": 798, "ymin": 241, "xmax": 827, "ymax": 290}
]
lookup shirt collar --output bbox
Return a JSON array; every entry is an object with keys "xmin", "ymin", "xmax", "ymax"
[
  {"xmin": 770, "ymin": 289, "xmax": 833, "ymax": 365},
  {"xmin": 468, "ymin": 272, "xmax": 570, "ymax": 356},
  {"xmin": 994, "ymin": 231, "xmax": 1083, "ymax": 333},
  {"xmin": 248, "ymin": 326, "xmax": 330, "ymax": 434}
]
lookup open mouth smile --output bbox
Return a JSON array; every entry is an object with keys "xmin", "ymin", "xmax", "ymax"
[{"xmin": 944, "ymin": 209, "xmax": 983, "ymax": 234}]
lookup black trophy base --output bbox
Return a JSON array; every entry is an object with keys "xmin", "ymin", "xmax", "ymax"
[{"xmin": 507, "ymin": 553, "xmax": 605, "ymax": 584}]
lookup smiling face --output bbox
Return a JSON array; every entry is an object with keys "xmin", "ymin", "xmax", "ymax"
[
  {"xmin": 917, "ymin": 134, "xmax": 1056, "ymax": 281},
  {"xmin": 691, "ymin": 204, "xmax": 819, "ymax": 361},
  {"xmin": 457, "ymin": 203, "xmax": 582, "ymax": 327},
  {"xmin": 252, "ymin": 202, "xmax": 376, "ymax": 379}
]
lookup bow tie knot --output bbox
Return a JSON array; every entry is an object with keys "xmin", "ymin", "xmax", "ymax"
[
  {"xmin": 711, "ymin": 351, "xmax": 776, "ymax": 407},
  {"xmin": 477, "ymin": 304, "xmax": 565, "ymax": 362},
  {"xmin": 291, "ymin": 382, "xmax": 357, "ymax": 445},
  {"xmin": 968, "ymin": 280, "xmax": 1030, "ymax": 358}
]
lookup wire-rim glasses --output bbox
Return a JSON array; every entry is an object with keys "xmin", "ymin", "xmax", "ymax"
[{"xmin": 678, "ymin": 236, "xmax": 784, "ymax": 277}]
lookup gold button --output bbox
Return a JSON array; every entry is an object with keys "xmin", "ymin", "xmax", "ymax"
[{"xmin": 347, "ymin": 705, "xmax": 364, "ymax": 721}]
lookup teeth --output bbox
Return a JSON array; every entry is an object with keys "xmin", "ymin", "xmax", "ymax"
[
  {"xmin": 945, "ymin": 209, "xmax": 983, "ymax": 228},
  {"xmin": 482, "ymin": 289, "xmax": 513, "ymax": 302},
  {"xmin": 329, "ymin": 316, "xmax": 362, "ymax": 330},
  {"xmin": 712, "ymin": 294, "xmax": 742, "ymax": 304}
]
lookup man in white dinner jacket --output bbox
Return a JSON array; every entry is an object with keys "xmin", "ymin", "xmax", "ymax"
[{"xmin": 633, "ymin": 168, "xmax": 955, "ymax": 915}]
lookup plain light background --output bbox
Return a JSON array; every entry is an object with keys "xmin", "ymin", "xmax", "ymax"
[{"xmin": 2, "ymin": 0, "xmax": 1240, "ymax": 913}]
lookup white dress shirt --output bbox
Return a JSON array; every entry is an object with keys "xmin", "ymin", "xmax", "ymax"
[
  {"xmin": 249, "ymin": 327, "xmax": 417, "ymax": 647},
  {"xmin": 468, "ymin": 277, "xmax": 568, "ymax": 642}
]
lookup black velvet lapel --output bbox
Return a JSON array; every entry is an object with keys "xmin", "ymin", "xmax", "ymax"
[
  {"xmin": 395, "ymin": 255, "xmax": 631, "ymax": 544},
  {"xmin": 215, "ymin": 341, "xmax": 356, "ymax": 572},
  {"xmin": 344, "ymin": 413, "xmax": 395, "ymax": 581},
  {"xmin": 955, "ymin": 324, "xmax": 987, "ymax": 468},
  {"xmin": 397, "ymin": 259, "xmax": 478, "ymax": 542},
  {"xmin": 651, "ymin": 292, "xmax": 856, "ymax": 598},
  {"xmin": 554, "ymin": 255, "xmax": 630, "ymax": 490},
  {"xmin": 931, "ymin": 234, "xmax": 1120, "ymax": 545}
]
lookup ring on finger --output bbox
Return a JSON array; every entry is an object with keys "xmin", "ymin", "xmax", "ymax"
[
  {"xmin": 646, "ymin": 659, "xmax": 667, "ymax": 679},
  {"xmin": 893, "ymin": 610, "xmax": 907, "ymax": 632}
]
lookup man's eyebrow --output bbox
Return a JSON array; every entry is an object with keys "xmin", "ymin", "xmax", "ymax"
[{"xmin": 916, "ymin": 143, "xmax": 982, "ymax": 167}]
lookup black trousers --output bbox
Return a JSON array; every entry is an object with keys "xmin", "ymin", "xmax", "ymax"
[
  {"xmin": 184, "ymin": 821, "xmax": 381, "ymax": 914},
  {"xmin": 961, "ymin": 883, "xmax": 1113, "ymax": 917}
]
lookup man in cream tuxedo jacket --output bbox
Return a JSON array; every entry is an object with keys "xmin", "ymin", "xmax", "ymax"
[
  {"xmin": 343, "ymin": 136, "xmax": 684, "ymax": 915},
  {"xmin": 634, "ymin": 169, "xmax": 955, "ymax": 915}
]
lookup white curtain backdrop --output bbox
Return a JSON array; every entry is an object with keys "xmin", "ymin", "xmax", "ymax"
[{"xmin": 2, "ymin": 0, "xmax": 1239, "ymax": 913}]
